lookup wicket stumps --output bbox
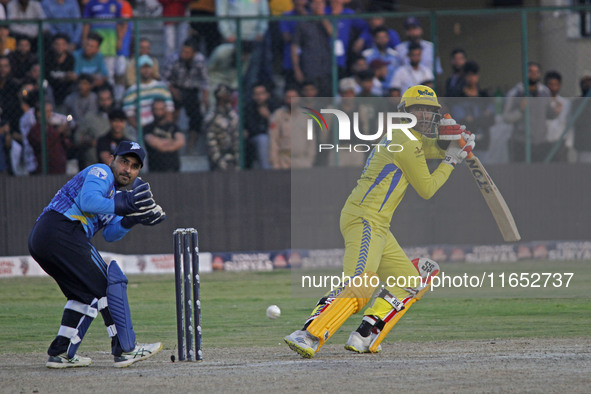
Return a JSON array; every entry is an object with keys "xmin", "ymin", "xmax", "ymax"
[{"xmin": 173, "ymin": 228, "xmax": 202, "ymax": 361}]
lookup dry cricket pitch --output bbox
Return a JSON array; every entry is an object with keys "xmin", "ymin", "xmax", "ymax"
[{"xmin": 1, "ymin": 337, "xmax": 589, "ymax": 393}]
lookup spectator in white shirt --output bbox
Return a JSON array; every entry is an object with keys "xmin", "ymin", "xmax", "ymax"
[
  {"xmin": 389, "ymin": 42, "xmax": 434, "ymax": 95},
  {"xmin": 395, "ymin": 16, "xmax": 442, "ymax": 75},
  {"xmin": 545, "ymin": 70, "xmax": 572, "ymax": 161}
]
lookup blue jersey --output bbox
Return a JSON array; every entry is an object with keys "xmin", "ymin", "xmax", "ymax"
[
  {"xmin": 41, "ymin": 164, "xmax": 129, "ymax": 241},
  {"xmin": 326, "ymin": 7, "xmax": 367, "ymax": 67},
  {"xmin": 83, "ymin": 0, "xmax": 122, "ymax": 30}
]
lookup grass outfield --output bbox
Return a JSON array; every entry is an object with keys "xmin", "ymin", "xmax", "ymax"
[{"xmin": 0, "ymin": 260, "xmax": 589, "ymax": 355}]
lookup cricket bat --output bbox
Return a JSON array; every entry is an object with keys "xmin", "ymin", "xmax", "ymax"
[
  {"xmin": 463, "ymin": 153, "xmax": 521, "ymax": 242},
  {"xmin": 445, "ymin": 113, "xmax": 520, "ymax": 242}
]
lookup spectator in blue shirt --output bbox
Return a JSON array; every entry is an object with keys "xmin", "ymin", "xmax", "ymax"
[
  {"xmin": 74, "ymin": 32, "xmax": 109, "ymax": 90},
  {"xmin": 354, "ymin": 16, "xmax": 401, "ymax": 53},
  {"xmin": 326, "ymin": 0, "xmax": 367, "ymax": 78},
  {"xmin": 42, "ymin": 0, "xmax": 83, "ymax": 49},
  {"xmin": 280, "ymin": 0, "xmax": 308, "ymax": 89},
  {"xmin": 362, "ymin": 26, "xmax": 401, "ymax": 93}
]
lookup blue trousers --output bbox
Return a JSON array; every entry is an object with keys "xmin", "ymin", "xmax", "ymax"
[{"xmin": 28, "ymin": 210, "xmax": 122, "ymax": 356}]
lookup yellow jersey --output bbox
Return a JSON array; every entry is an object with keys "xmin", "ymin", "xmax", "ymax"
[{"xmin": 341, "ymin": 128, "xmax": 453, "ymax": 228}]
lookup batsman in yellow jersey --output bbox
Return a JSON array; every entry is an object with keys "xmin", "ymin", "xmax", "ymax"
[{"xmin": 284, "ymin": 85, "xmax": 476, "ymax": 358}]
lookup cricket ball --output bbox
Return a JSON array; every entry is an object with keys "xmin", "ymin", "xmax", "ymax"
[{"xmin": 266, "ymin": 305, "xmax": 281, "ymax": 319}]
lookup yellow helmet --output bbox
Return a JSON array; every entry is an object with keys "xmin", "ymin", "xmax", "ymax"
[
  {"xmin": 398, "ymin": 85, "xmax": 441, "ymax": 137},
  {"xmin": 398, "ymin": 85, "xmax": 441, "ymax": 111}
]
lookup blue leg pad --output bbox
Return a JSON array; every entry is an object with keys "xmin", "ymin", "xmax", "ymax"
[{"xmin": 107, "ymin": 260, "xmax": 136, "ymax": 352}]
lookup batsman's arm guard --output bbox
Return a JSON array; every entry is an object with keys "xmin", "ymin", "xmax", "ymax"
[
  {"xmin": 106, "ymin": 260, "xmax": 136, "ymax": 352},
  {"xmin": 368, "ymin": 258, "xmax": 440, "ymax": 353},
  {"xmin": 307, "ymin": 272, "xmax": 379, "ymax": 352}
]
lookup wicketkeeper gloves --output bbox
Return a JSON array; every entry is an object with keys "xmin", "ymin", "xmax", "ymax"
[
  {"xmin": 114, "ymin": 182, "xmax": 156, "ymax": 216},
  {"xmin": 121, "ymin": 204, "xmax": 166, "ymax": 228}
]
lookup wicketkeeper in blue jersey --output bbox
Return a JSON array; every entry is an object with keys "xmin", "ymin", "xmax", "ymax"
[{"xmin": 28, "ymin": 141, "xmax": 166, "ymax": 369}]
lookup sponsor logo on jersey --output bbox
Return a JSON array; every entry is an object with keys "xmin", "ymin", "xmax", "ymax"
[{"xmin": 89, "ymin": 166, "xmax": 108, "ymax": 180}]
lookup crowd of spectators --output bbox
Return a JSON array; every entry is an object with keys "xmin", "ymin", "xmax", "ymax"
[{"xmin": 0, "ymin": 0, "xmax": 589, "ymax": 176}]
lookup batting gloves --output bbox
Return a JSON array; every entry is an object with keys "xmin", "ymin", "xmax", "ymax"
[
  {"xmin": 438, "ymin": 114, "xmax": 463, "ymax": 141},
  {"xmin": 443, "ymin": 134, "xmax": 476, "ymax": 167}
]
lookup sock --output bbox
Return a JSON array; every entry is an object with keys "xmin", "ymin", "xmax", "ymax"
[{"xmin": 356, "ymin": 320, "xmax": 374, "ymax": 337}]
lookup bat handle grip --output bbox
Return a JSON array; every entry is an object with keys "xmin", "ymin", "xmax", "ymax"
[{"xmin": 459, "ymin": 137, "xmax": 474, "ymax": 159}]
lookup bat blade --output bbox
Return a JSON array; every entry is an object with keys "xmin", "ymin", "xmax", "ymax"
[{"xmin": 465, "ymin": 157, "xmax": 521, "ymax": 242}]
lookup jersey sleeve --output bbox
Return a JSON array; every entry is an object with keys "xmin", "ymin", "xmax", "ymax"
[
  {"xmin": 79, "ymin": 165, "xmax": 117, "ymax": 214},
  {"xmin": 102, "ymin": 216, "xmax": 130, "ymax": 242},
  {"xmin": 83, "ymin": 1, "xmax": 92, "ymax": 18},
  {"xmin": 395, "ymin": 139, "xmax": 453, "ymax": 200},
  {"xmin": 421, "ymin": 136, "xmax": 446, "ymax": 159}
]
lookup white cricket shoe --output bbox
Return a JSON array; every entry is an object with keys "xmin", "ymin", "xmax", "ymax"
[
  {"xmin": 344, "ymin": 331, "xmax": 381, "ymax": 353},
  {"xmin": 284, "ymin": 330, "xmax": 319, "ymax": 358},
  {"xmin": 46, "ymin": 353, "xmax": 92, "ymax": 368},
  {"xmin": 113, "ymin": 342, "xmax": 163, "ymax": 368}
]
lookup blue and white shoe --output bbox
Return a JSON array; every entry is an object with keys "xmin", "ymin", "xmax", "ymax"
[
  {"xmin": 113, "ymin": 342, "xmax": 162, "ymax": 368},
  {"xmin": 46, "ymin": 353, "xmax": 92, "ymax": 369}
]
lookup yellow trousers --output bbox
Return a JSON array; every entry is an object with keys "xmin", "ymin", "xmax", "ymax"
[{"xmin": 337, "ymin": 212, "xmax": 418, "ymax": 319}]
